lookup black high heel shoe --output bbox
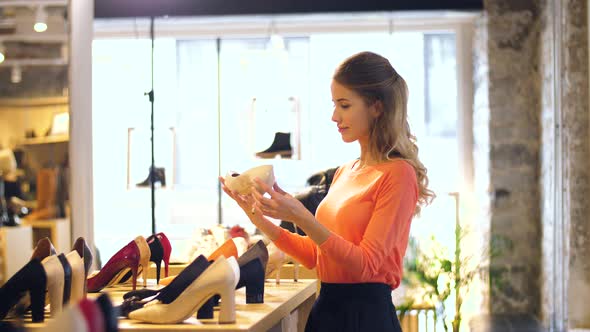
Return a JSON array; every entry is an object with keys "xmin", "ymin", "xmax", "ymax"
[
  {"xmin": 197, "ymin": 240, "xmax": 269, "ymax": 319},
  {"xmin": 0, "ymin": 259, "xmax": 47, "ymax": 323},
  {"xmin": 237, "ymin": 258, "xmax": 265, "ymax": 303},
  {"xmin": 119, "ymin": 255, "xmax": 210, "ymax": 317},
  {"xmin": 237, "ymin": 240, "xmax": 268, "ymax": 303}
]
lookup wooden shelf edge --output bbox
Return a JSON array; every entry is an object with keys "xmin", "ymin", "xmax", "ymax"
[
  {"xmin": 0, "ymin": 96, "xmax": 69, "ymax": 108},
  {"xmin": 19, "ymin": 135, "xmax": 69, "ymax": 146}
]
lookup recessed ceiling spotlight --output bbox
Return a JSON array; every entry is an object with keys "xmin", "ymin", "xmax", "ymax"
[{"xmin": 34, "ymin": 5, "xmax": 48, "ymax": 33}]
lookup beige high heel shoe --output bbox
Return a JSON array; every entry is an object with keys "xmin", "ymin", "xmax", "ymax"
[
  {"xmin": 65, "ymin": 251, "xmax": 85, "ymax": 303},
  {"xmin": 129, "ymin": 255, "xmax": 238, "ymax": 324},
  {"xmin": 42, "ymin": 255, "xmax": 65, "ymax": 316},
  {"xmin": 265, "ymin": 242, "xmax": 299, "ymax": 285},
  {"xmin": 109, "ymin": 236, "xmax": 151, "ymax": 288}
]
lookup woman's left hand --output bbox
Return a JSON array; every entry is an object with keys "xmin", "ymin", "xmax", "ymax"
[{"xmin": 251, "ymin": 178, "xmax": 311, "ymax": 225}]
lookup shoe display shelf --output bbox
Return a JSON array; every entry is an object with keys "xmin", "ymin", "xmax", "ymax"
[
  {"xmin": 19, "ymin": 134, "xmax": 69, "ymax": 146},
  {"xmin": 0, "ymin": 225, "xmax": 33, "ymax": 284},
  {"xmin": 147, "ymin": 261, "xmax": 317, "ymax": 281},
  {"xmin": 20, "ymin": 218, "xmax": 71, "ymax": 254},
  {"xmin": 24, "ymin": 278, "xmax": 318, "ymax": 332}
]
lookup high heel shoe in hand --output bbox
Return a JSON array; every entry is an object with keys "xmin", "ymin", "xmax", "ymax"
[
  {"xmin": 87, "ymin": 236, "xmax": 150, "ymax": 293},
  {"xmin": 129, "ymin": 256, "xmax": 239, "ymax": 324},
  {"xmin": 0, "ymin": 259, "xmax": 47, "ymax": 323}
]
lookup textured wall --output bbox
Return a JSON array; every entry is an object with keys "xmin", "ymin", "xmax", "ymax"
[
  {"xmin": 561, "ymin": 0, "xmax": 590, "ymax": 328},
  {"xmin": 485, "ymin": 0, "xmax": 542, "ymax": 315}
]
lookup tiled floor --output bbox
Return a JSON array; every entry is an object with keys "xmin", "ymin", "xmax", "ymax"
[{"xmin": 470, "ymin": 314, "xmax": 546, "ymax": 332}]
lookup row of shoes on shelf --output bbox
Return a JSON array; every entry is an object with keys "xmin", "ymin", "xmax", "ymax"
[
  {"xmin": 0, "ymin": 236, "xmax": 93, "ymax": 323},
  {"xmin": 0, "ymin": 231, "xmax": 299, "ymax": 327},
  {"xmin": 87, "ymin": 233, "xmax": 171, "ymax": 293},
  {"xmin": 0, "ymin": 294, "xmax": 117, "ymax": 332},
  {"xmin": 107, "ymin": 235, "xmax": 297, "ymax": 324}
]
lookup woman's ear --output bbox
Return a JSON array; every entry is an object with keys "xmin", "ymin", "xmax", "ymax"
[{"xmin": 370, "ymin": 100, "xmax": 383, "ymax": 119}]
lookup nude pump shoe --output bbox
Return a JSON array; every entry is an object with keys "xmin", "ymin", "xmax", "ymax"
[
  {"xmin": 129, "ymin": 255, "xmax": 238, "ymax": 324},
  {"xmin": 42, "ymin": 255, "xmax": 65, "ymax": 316},
  {"xmin": 66, "ymin": 251, "xmax": 85, "ymax": 303},
  {"xmin": 224, "ymin": 165, "xmax": 275, "ymax": 195}
]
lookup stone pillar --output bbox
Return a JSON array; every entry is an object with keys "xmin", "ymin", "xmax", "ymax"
[
  {"xmin": 485, "ymin": 0, "xmax": 542, "ymax": 315},
  {"xmin": 560, "ymin": 0, "xmax": 590, "ymax": 328}
]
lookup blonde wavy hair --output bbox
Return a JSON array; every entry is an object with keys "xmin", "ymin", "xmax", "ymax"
[{"xmin": 333, "ymin": 51, "xmax": 435, "ymax": 215}]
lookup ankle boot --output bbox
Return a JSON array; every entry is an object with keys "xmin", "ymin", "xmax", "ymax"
[
  {"xmin": 136, "ymin": 167, "xmax": 166, "ymax": 187},
  {"xmin": 256, "ymin": 132, "xmax": 292, "ymax": 159}
]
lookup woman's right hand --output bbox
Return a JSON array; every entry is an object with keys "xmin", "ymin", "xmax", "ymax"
[
  {"xmin": 218, "ymin": 176, "xmax": 253, "ymax": 213},
  {"xmin": 219, "ymin": 176, "xmax": 281, "ymax": 240}
]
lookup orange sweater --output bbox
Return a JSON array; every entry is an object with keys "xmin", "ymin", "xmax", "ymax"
[{"xmin": 273, "ymin": 159, "xmax": 418, "ymax": 289}]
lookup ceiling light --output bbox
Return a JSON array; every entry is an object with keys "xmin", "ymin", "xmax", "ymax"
[
  {"xmin": 11, "ymin": 65, "xmax": 22, "ymax": 84},
  {"xmin": 34, "ymin": 6, "xmax": 48, "ymax": 33}
]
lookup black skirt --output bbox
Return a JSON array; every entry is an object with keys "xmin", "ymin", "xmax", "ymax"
[{"xmin": 305, "ymin": 282, "xmax": 403, "ymax": 332}]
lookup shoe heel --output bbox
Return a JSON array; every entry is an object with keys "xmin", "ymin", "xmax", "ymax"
[
  {"xmin": 218, "ymin": 286, "xmax": 235, "ymax": 324},
  {"xmin": 30, "ymin": 283, "xmax": 46, "ymax": 323},
  {"xmin": 293, "ymin": 261, "xmax": 299, "ymax": 282},
  {"xmin": 245, "ymin": 277, "xmax": 264, "ymax": 304},
  {"xmin": 155, "ymin": 260, "xmax": 162, "ymax": 284},
  {"xmin": 196, "ymin": 296, "xmax": 215, "ymax": 319},
  {"xmin": 130, "ymin": 264, "xmax": 139, "ymax": 290},
  {"xmin": 164, "ymin": 257, "xmax": 170, "ymax": 278},
  {"xmin": 141, "ymin": 263, "xmax": 149, "ymax": 288},
  {"xmin": 275, "ymin": 264, "xmax": 282, "ymax": 285}
]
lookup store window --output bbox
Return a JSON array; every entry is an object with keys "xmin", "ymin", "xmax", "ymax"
[{"xmin": 92, "ymin": 20, "xmax": 467, "ymax": 271}]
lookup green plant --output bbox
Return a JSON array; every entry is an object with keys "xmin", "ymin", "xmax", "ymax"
[{"xmin": 400, "ymin": 194, "xmax": 486, "ymax": 332}]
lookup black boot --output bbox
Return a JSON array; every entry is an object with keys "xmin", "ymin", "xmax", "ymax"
[
  {"xmin": 256, "ymin": 132, "xmax": 293, "ymax": 159},
  {"xmin": 136, "ymin": 167, "xmax": 166, "ymax": 187}
]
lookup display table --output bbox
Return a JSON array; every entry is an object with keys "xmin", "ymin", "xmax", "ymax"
[{"xmin": 25, "ymin": 279, "xmax": 317, "ymax": 332}]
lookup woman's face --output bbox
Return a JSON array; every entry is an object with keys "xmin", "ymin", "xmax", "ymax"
[{"xmin": 331, "ymin": 80, "xmax": 380, "ymax": 144}]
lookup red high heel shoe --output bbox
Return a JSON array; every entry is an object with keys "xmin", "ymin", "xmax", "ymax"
[
  {"xmin": 147, "ymin": 232, "xmax": 172, "ymax": 279},
  {"xmin": 87, "ymin": 236, "xmax": 150, "ymax": 293}
]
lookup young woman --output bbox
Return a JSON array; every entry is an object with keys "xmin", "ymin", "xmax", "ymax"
[{"xmin": 221, "ymin": 51, "xmax": 434, "ymax": 332}]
